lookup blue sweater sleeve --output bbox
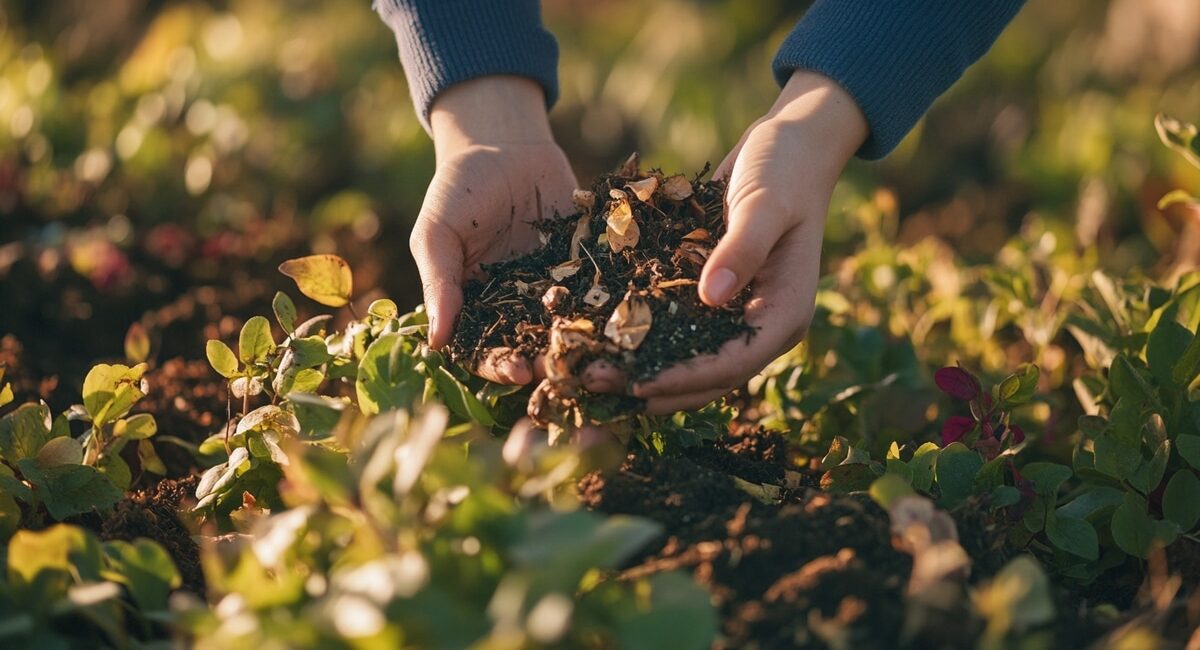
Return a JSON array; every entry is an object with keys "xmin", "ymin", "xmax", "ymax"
[
  {"xmin": 774, "ymin": 0, "xmax": 1025, "ymax": 160},
  {"xmin": 373, "ymin": 0, "xmax": 559, "ymax": 131}
]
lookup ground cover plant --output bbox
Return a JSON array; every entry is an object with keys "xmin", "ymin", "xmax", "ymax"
[{"xmin": 4, "ymin": 2, "xmax": 1200, "ymax": 647}]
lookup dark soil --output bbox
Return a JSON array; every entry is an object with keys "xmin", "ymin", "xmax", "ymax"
[
  {"xmin": 134, "ymin": 357, "xmax": 229, "ymax": 478},
  {"xmin": 579, "ymin": 429, "xmax": 913, "ymax": 649},
  {"xmin": 450, "ymin": 158, "xmax": 753, "ymax": 425},
  {"xmin": 100, "ymin": 475, "xmax": 205, "ymax": 594}
]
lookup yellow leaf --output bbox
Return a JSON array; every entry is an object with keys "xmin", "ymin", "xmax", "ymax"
[
  {"xmin": 124, "ymin": 322, "xmax": 150, "ymax": 364},
  {"xmin": 606, "ymin": 191, "xmax": 640, "ymax": 252},
  {"xmin": 278, "ymin": 255, "xmax": 353, "ymax": 308},
  {"xmin": 626, "ymin": 177, "xmax": 658, "ymax": 202}
]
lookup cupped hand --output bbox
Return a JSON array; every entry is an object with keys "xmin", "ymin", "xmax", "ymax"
[{"xmin": 632, "ymin": 70, "xmax": 868, "ymax": 414}]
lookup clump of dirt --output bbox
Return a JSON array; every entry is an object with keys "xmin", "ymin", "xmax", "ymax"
[
  {"xmin": 578, "ymin": 437, "xmax": 911, "ymax": 649},
  {"xmin": 134, "ymin": 357, "xmax": 228, "ymax": 477},
  {"xmin": 450, "ymin": 156, "xmax": 753, "ymax": 429},
  {"xmin": 100, "ymin": 475, "xmax": 205, "ymax": 594}
]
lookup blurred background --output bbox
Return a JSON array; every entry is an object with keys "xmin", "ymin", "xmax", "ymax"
[{"xmin": 1, "ymin": 0, "xmax": 1199, "ymax": 405}]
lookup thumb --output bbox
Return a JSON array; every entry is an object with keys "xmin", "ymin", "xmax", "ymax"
[
  {"xmin": 409, "ymin": 218, "xmax": 464, "ymax": 349},
  {"xmin": 699, "ymin": 185, "xmax": 789, "ymax": 307}
]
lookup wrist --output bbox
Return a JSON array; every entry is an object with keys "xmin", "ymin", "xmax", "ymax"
[
  {"xmin": 766, "ymin": 70, "xmax": 868, "ymax": 164},
  {"xmin": 429, "ymin": 76, "xmax": 555, "ymax": 158}
]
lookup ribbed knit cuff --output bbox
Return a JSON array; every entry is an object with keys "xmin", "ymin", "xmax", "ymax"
[
  {"xmin": 773, "ymin": 0, "xmax": 1024, "ymax": 160},
  {"xmin": 374, "ymin": 0, "xmax": 559, "ymax": 132}
]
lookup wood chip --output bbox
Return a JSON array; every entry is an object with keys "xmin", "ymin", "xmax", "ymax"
[{"xmin": 583, "ymin": 285, "xmax": 610, "ymax": 307}]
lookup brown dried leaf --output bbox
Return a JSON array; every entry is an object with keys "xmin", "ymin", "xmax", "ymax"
[
  {"xmin": 617, "ymin": 152, "xmax": 640, "ymax": 177},
  {"xmin": 604, "ymin": 293, "xmax": 653, "ymax": 350},
  {"xmin": 626, "ymin": 177, "xmax": 658, "ymax": 202},
  {"xmin": 661, "ymin": 174, "xmax": 693, "ymax": 200},
  {"xmin": 572, "ymin": 189, "xmax": 596, "ymax": 212},
  {"xmin": 655, "ymin": 278, "xmax": 696, "ymax": 289},
  {"xmin": 608, "ymin": 218, "xmax": 640, "ymax": 253},
  {"xmin": 606, "ymin": 191, "xmax": 640, "ymax": 252},
  {"xmin": 682, "ymin": 228, "xmax": 709, "ymax": 241},
  {"xmin": 569, "ymin": 214, "xmax": 590, "ymax": 261},
  {"xmin": 550, "ymin": 260, "xmax": 582, "ymax": 281}
]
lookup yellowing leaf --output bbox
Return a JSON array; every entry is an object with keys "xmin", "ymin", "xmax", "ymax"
[
  {"xmin": 124, "ymin": 322, "xmax": 150, "ymax": 364},
  {"xmin": 206, "ymin": 340, "xmax": 239, "ymax": 378},
  {"xmin": 606, "ymin": 191, "xmax": 639, "ymax": 252},
  {"xmin": 550, "ymin": 260, "xmax": 582, "ymax": 281},
  {"xmin": 278, "ymin": 254, "xmax": 353, "ymax": 308},
  {"xmin": 608, "ymin": 218, "xmax": 640, "ymax": 253},
  {"xmin": 626, "ymin": 177, "xmax": 658, "ymax": 202},
  {"xmin": 604, "ymin": 293, "xmax": 653, "ymax": 350},
  {"xmin": 661, "ymin": 175, "xmax": 693, "ymax": 200}
]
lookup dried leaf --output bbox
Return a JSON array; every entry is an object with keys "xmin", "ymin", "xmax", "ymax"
[
  {"xmin": 655, "ymin": 278, "xmax": 696, "ymax": 289},
  {"xmin": 583, "ymin": 285, "xmax": 610, "ymax": 307},
  {"xmin": 606, "ymin": 192, "xmax": 640, "ymax": 252},
  {"xmin": 550, "ymin": 260, "xmax": 582, "ymax": 281},
  {"xmin": 626, "ymin": 177, "xmax": 658, "ymax": 202},
  {"xmin": 682, "ymin": 228, "xmax": 709, "ymax": 241},
  {"xmin": 604, "ymin": 294, "xmax": 653, "ymax": 350},
  {"xmin": 661, "ymin": 174, "xmax": 693, "ymax": 200},
  {"xmin": 569, "ymin": 214, "xmax": 590, "ymax": 261},
  {"xmin": 516, "ymin": 279, "xmax": 551, "ymax": 298},
  {"xmin": 542, "ymin": 285, "xmax": 569, "ymax": 310},
  {"xmin": 617, "ymin": 152, "xmax": 640, "ymax": 177},
  {"xmin": 572, "ymin": 189, "xmax": 596, "ymax": 211}
]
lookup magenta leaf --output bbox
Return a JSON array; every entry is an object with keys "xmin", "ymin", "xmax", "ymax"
[
  {"xmin": 934, "ymin": 366, "xmax": 981, "ymax": 401},
  {"xmin": 941, "ymin": 416, "xmax": 976, "ymax": 446}
]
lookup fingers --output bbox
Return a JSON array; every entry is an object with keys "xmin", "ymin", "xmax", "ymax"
[
  {"xmin": 475, "ymin": 347, "xmax": 533, "ymax": 385},
  {"xmin": 409, "ymin": 218, "xmax": 465, "ymax": 349},
  {"xmin": 699, "ymin": 187, "xmax": 790, "ymax": 306},
  {"xmin": 580, "ymin": 359, "xmax": 625, "ymax": 393}
]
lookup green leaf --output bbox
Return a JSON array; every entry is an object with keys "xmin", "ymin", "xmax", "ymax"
[
  {"xmin": 908, "ymin": 442, "xmax": 940, "ymax": 492},
  {"xmin": 1111, "ymin": 492, "xmax": 1177, "ymax": 559},
  {"xmin": 289, "ymin": 393, "xmax": 346, "ymax": 440},
  {"xmin": 206, "ymin": 340, "xmax": 239, "ymax": 379},
  {"xmin": 289, "ymin": 336, "xmax": 332, "ymax": 368},
  {"xmin": 0, "ymin": 402, "xmax": 53, "ymax": 462},
  {"xmin": 22, "ymin": 463, "xmax": 123, "ymax": 521},
  {"xmin": 123, "ymin": 322, "xmax": 150, "ymax": 365},
  {"xmin": 869, "ymin": 473, "xmax": 914, "ymax": 509},
  {"xmin": 114, "ymin": 413, "xmax": 157, "ymax": 440},
  {"xmin": 1056, "ymin": 486, "xmax": 1124, "ymax": 520},
  {"xmin": 272, "ymin": 291, "xmax": 297, "ymax": 334},
  {"xmin": 35, "ymin": 436, "xmax": 83, "ymax": 468},
  {"xmin": 997, "ymin": 374, "xmax": 1021, "ymax": 402},
  {"xmin": 1108, "ymin": 355, "xmax": 1156, "ymax": 407},
  {"xmin": 138, "ymin": 439, "xmax": 166, "ymax": 475},
  {"xmin": 102, "ymin": 539, "xmax": 180, "ymax": 611},
  {"xmin": 1179, "ymin": 434, "xmax": 1200, "ymax": 469},
  {"xmin": 432, "ymin": 366, "xmax": 495, "ymax": 427},
  {"xmin": 819, "ymin": 463, "xmax": 879, "ymax": 493},
  {"xmin": 98, "ymin": 453, "xmax": 131, "ymax": 491},
  {"xmin": 1045, "ymin": 514, "xmax": 1099, "ymax": 560},
  {"xmin": 238, "ymin": 316, "xmax": 275, "ymax": 364},
  {"xmin": 1172, "ymin": 329, "xmax": 1200, "ymax": 387},
  {"xmin": 613, "ymin": 572, "xmax": 717, "ymax": 650},
  {"xmin": 1148, "ymin": 320, "xmax": 1194, "ymax": 386},
  {"xmin": 278, "ymin": 254, "xmax": 353, "ymax": 308},
  {"xmin": 935, "ymin": 442, "xmax": 983, "ymax": 507},
  {"xmin": 82, "ymin": 363, "xmax": 147, "ymax": 424},
  {"xmin": 7, "ymin": 524, "xmax": 103, "ymax": 587},
  {"xmin": 974, "ymin": 556, "xmax": 1056, "ymax": 635},
  {"xmin": 0, "ymin": 489, "xmax": 18, "ymax": 540},
  {"xmin": 1093, "ymin": 433, "xmax": 1141, "ymax": 480},
  {"xmin": 355, "ymin": 334, "xmax": 423, "ymax": 415},
  {"xmin": 991, "ymin": 485, "xmax": 1021, "ymax": 508},
  {"xmin": 1129, "ymin": 439, "xmax": 1170, "ymax": 495},
  {"xmin": 1163, "ymin": 470, "xmax": 1200, "ymax": 532},
  {"xmin": 367, "ymin": 298, "xmax": 399, "ymax": 320},
  {"xmin": 1021, "ymin": 462, "xmax": 1073, "ymax": 496}
]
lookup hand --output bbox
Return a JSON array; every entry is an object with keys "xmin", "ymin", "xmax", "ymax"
[
  {"xmin": 632, "ymin": 70, "xmax": 868, "ymax": 414},
  {"xmin": 412, "ymin": 76, "xmax": 577, "ymax": 385}
]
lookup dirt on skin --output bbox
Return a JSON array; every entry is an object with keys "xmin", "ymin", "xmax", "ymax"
[
  {"xmin": 579, "ymin": 427, "xmax": 912, "ymax": 649},
  {"xmin": 450, "ymin": 157, "xmax": 753, "ymax": 427}
]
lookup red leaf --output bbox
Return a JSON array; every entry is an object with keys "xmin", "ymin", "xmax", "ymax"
[
  {"xmin": 941, "ymin": 416, "xmax": 976, "ymax": 446},
  {"xmin": 934, "ymin": 366, "xmax": 981, "ymax": 401},
  {"xmin": 1010, "ymin": 424, "xmax": 1026, "ymax": 444}
]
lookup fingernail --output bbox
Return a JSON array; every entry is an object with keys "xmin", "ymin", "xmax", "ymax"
[{"xmin": 703, "ymin": 268, "xmax": 737, "ymax": 305}]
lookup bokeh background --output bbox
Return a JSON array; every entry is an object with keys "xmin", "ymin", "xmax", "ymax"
[{"xmin": 1, "ymin": 0, "xmax": 1199, "ymax": 404}]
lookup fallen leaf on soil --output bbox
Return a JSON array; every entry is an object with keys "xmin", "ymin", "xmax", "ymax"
[
  {"xmin": 618, "ymin": 152, "xmax": 639, "ymax": 177},
  {"xmin": 662, "ymin": 174, "xmax": 693, "ymax": 200},
  {"xmin": 626, "ymin": 177, "xmax": 658, "ymax": 202},
  {"xmin": 550, "ymin": 260, "xmax": 582, "ymax": 281},
  {"xmin": 682, "ymin": 228, "xmax": 709, "ymax": 241},
  {"xmin": 606, "ymin": 191, "xmax": 639, "ymax": 252},
  {"xmin": 604, "ymin": 293, "xmax": 653, "ymax": 350},
  {"xmin": 655, "ymin": 278, "xmax": 697, "ymax": 289},
  {"xmin": 542, "ymin": 285, "xmax": 569, "ymax": 310},
  {"xmin": 569, "ymin": 214, "xmax": 590, "ymax": 261}
]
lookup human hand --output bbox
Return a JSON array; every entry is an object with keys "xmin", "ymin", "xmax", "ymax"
[
  {"xmin": 632, "ymin": 70, "xmax": 868, "ymax": 414},
  {"xmin": 412, "ymin": 76, "xmax": 578, "ymax": 385}
]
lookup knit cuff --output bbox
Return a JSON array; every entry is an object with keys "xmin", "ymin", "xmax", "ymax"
[
  {"xmin": 374, "ymin": 0, "xmax": 559, "ymax": 132},
  {"xmin": 773, "ymin": 0, "xmax": 1024, "ymax": 160}
]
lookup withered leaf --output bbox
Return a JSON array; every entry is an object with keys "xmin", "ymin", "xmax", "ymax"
[
  {"xmin": 606, "ymin": 191, "xmax": 640, "ymax": 252},
  {"xmin": 550, "ymin": 260, "xmax": 582, "ymax": 281},
  {"xmin": 682, "ymin": 228, "xmax": 709, "ymax": 241},
  {"xmin": 608, "ymin": 218, "xmax": 640, "ymax": 253},
  {"xmin": 661, "ymin": 174, "xmax": 693, "ymax": 200},
  {"xmin": 569, "ymin": 214, "xmax": 591, "ymax": 261},
  {"xmin": 604, "ymin": 293, "xmax": 653, "ymax": 350},
  {"xmin": 617, "ymin": 152, "xmax": 640, "ymax": 177},
  {"xmin": 542, "ymin": 285, "xmax": 569, "ymax": 310},
  {"xmin": 626, "ymin": 177, "xmax": 658, "ymax": 202}
]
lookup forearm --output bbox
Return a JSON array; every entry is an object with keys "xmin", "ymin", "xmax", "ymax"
[
  {"xmin": 774, "ymin": 0, "xmax": 1025, "ymax": 159},
  {"xmin": 429, "ymin": 76, "xmax": 554, "ymax": 158},
  {"xmin": 373, "ymin": 0, "xmax": 559, "ymax": 132}
]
